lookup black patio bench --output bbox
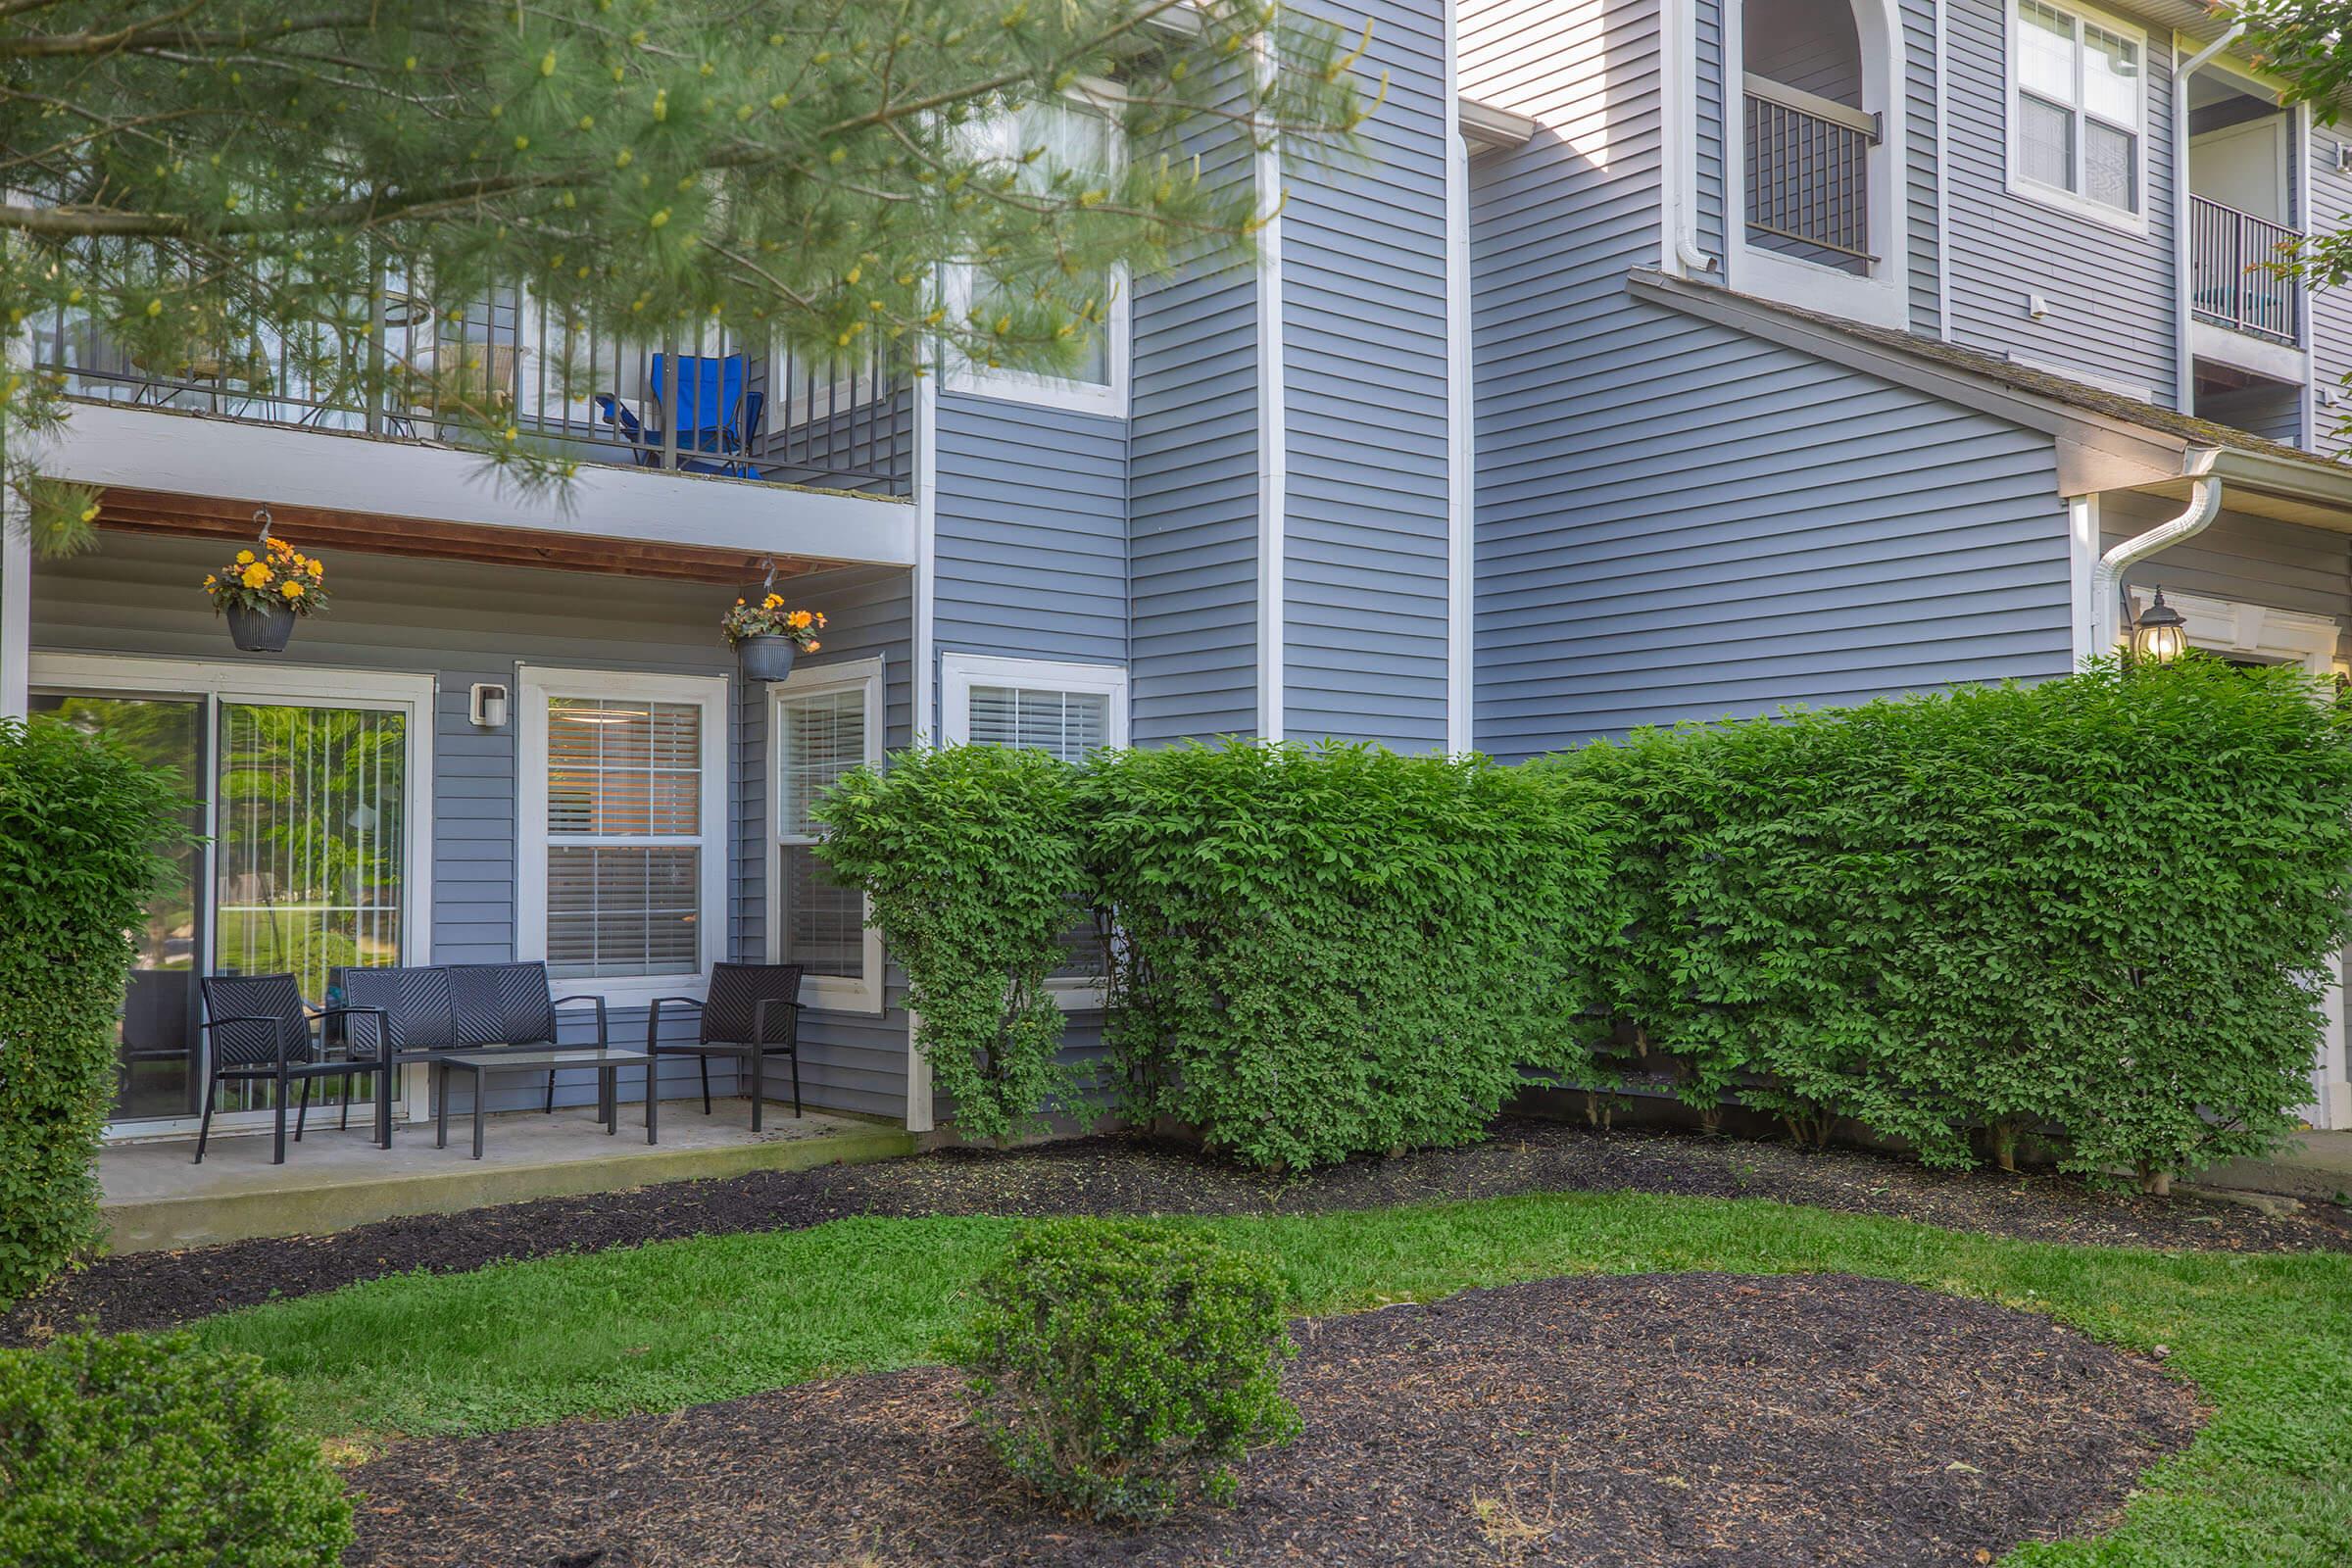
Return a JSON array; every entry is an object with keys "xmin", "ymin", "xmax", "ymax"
[{"xmin": 341, "ymin": 960, "xmax": 608, "ymax": 1129}]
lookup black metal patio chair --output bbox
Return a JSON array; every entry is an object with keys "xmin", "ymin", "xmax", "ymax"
[
  {"xmin": 647, "ymin": 963, "xmax": 805, "ymax": 1131},
  {"xmin": 194, "ymin": 973, "xmax": 391, "ymax": 1165}
]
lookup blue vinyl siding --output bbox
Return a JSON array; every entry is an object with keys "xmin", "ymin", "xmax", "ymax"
[
  {"xmin": 933, "ymin": 391, "xmax": 1129, "ymax": 689},
  {"xmin": 1940, "ymin": 0, "xmax": 2177, "ymax": 400},
  {"xmin": 1903, "ymin": 0, "xmax": 1943, "ymax": 332},
  {"xmin": 1471, "ymin": 293, "xmax": 2075, "ymax": 755},
  {"xmin": 30, "ymin": 531, "xmax": 915, "ymax": 1120},
  {"xmin": 2312, "ymin": 125, "xmax": 2352, "ymax": 460},
  {"xmin": 1130, "ymin": 74, "xmax": 1264, "ymax": 747},
  {"xmin": 1281, "ymin": 0, "xmax": 1453, "ymax": 751}
]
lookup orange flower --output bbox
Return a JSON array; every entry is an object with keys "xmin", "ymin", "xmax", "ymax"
[
  {"xmin": 806, "ymin": 640, "xmax": 820, "ymax": 653},
  {"xmin": 785, "ymin": 610, "xmax": 812, "ymax": 630}
]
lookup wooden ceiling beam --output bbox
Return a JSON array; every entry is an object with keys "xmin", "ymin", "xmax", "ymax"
[{"xmin": 92, "ymin": 486, "xmax": 839, "ymax": 585}]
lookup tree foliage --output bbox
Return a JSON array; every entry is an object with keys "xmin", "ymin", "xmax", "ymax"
[
  {"xmin": 0, "ymin": 715, "xmax": 193, "ymax": 1305},
  {"xmin": 0, "ymin": 0, "xmax": 1366, "ymax": 549}
]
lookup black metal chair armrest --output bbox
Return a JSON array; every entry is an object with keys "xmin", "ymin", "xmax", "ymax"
[
  {"xmin": 753, "ymin": 997, "xmax": 801, "ymax": 1048},
  {"xmin": 308, "ymin": 1005, "xmax": 391, "ymax": 1061},
  {"xmin": 644, "ymin": 996, "xmax": 707, "ymax": 1010},
  {"xmin": 646, "ymin": 994, "xmax": 706, "ymax": 1052},
  {"xmin": 552, "ymin": 993, "xmax": 609, "ymax": 1047}
]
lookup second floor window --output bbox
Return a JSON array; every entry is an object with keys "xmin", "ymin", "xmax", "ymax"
[
  {"xmin": 946, "ymin": 88, "xmax": 1130, "ymax": 417},
  {"xmin": 2013, "ymin": 0, "xmax": 2144, "ymax": 220}
]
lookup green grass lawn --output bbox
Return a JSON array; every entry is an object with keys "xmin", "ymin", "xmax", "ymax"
[{"xmin": 193, "ymin": 1190, "xmax": 2352, "ymax": 1567}]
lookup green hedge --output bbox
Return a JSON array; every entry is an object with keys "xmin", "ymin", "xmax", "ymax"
[
  {"xmin": 0, "ymin": 716, "xmax": 190, "ymax": 1305},
  {"xmin": 815, "ymin": 659, "xmax": 2352, "ymax": 1186},
  {"xmin": 0, "ymin": 1331, "xmax": 352, "ymax": 1566},
  {"xmin": 814, "ymin": 742, "xmax": 1088, "ymax": 1143},
  {"xmin": 1547, "ymin": 657, "xmax": 2352, "ymax": 1189},
  {"xmin": 1083, "ymin": 741, "xmax": 1619, "ymax": 1169}
]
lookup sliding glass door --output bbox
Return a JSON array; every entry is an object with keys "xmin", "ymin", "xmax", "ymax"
[{"xmin": 30, "ymin": 658, "xmax": 429, "ymax": 1136}]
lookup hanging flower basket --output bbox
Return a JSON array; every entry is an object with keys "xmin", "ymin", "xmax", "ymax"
[
  {"xmin": 721, "ymin": 590, "xmax": 826, "ymax": 682},
  {"xmin": 203, "ymin": 529, "xmax": 329, "ymax": 655}
]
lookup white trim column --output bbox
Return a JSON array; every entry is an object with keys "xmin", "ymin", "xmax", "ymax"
[
  {"xmin": 1253, "ymin": 28, "xmax": 1287, "ymax": 743},
  {"xmin": 1444, "ymin": 1, "xmax": 1474, "ymax": 758},
  {"xmin": 906, "ymin": 345, "xmax": 940, "ymax": 1136},
  {"xmin": 0, "ymin": 499, "xmax": 26, "ymax": 720}
]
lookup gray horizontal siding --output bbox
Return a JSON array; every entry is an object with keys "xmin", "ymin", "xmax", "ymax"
[
  {"xmin": 31, "ymin": 530, "xmax": 915, "ymax": 1121},
  {"xmin": 2311, "ymin": 125, "xmax": 2352, "ymax": 460},
  {"xmin": 1473, "ymin": 282, "xmax": 2075, "ymax": 756},
  {"xmin": 1941, "ymin": 0, "xmax": 2177, "ymax": 401},
  {"xmin": 1281, "ymin": 0, "xmax": 1452, "ymax": 751},
  {"xmin": 1131, "ymin": 68, "xmax": 1262, "ymax": 747},
  {"xmin": 933, "ymin": 392, "xmax": 1129, "ymax": 689}
]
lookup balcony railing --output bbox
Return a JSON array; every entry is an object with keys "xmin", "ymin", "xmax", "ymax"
[
  {"xmin": 1744, "ymin": 74, "xmax": 1879, "ymax": 265},
  {"xmin": 30, "ymin": 285, "xmax": 913, "ymax": 498},
  {"xmin": 2188, "ymin": 194, "xmax": 2303, "ymax": 347}
]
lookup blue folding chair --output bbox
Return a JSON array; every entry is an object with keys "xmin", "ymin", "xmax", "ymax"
[{"xmin": 594, "ymin": 354, "xmax": 765, "ymax": 476}]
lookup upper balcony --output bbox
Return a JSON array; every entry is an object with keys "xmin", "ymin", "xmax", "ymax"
[
  {"xmin": 2182, "ymin": 66, "xmax": 2308, "ymax": 428},
  {"xmin": 27, "ymin": 284, "xmax": 913, "ymax": 500}
]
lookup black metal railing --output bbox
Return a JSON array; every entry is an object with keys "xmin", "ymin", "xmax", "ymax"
[
  {"xmin": 1744, "ymin": 76, "xmax": 1879, "ymax": 264},
  {"xmin": 31, "ymin": 283, "xmax": 913, "ymax": 497},
  {"xmin": 2188, "ymin": 194, "xmax": 2303, "ymax": 347}
]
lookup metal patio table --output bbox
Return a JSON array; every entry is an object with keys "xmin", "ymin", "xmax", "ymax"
[{"xmin": 430, "ymin": 1046, "xmax": 658, "ymax": 1159}]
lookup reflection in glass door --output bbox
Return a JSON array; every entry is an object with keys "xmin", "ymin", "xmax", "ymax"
[
  {"xmin": 28, "ymin": 695, "xmax": 206, "ymax": 1120},
  {"xmin": 29, "ymin": 681, "xmax": 413, "ymax": 1129},
  {"xmin": 212, "ymin": 703, "xmax": 407, "ymax": 1116}
]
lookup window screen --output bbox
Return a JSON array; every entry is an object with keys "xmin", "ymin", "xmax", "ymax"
[
  {"xmin": 2013, "ymin": 0, "xmax": 2140, "ymax": 215},
  {"xmin": 966, "ymin": 685, "xmax": 1111, "ymax": 762}
]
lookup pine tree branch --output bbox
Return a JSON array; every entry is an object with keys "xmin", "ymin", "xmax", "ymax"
[{"xmin": 0, "ymin": 8, "xmax": 368, "ymax": 60}]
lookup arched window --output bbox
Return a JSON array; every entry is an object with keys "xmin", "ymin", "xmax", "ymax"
[{"xmin": 1732, "ymin": 0, "xmax": 1907, "ymax": 324}]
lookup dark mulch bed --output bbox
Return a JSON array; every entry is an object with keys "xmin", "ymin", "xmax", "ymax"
[
  {"xmin": 8, "ymin": 1117, "xmax": 2345, "ymax": 1344},
  {"xmin": 343, "ymin": 1271, "xmax": 2204, "ymax": 1567}
]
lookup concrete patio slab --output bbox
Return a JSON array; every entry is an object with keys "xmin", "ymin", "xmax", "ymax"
[{"xmin": 100, "ymin": 1098, "xmax": 914, "ymax": 1253}]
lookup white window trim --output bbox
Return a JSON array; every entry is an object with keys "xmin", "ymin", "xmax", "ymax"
[
  {"xmin": 29, "ymin": 652, "xmax": 438, "ymax": 1140},
  {"xmin": 940, "ymin": 653, "xmax": 1129, "ymax": 1010},
  {"xmin": 941, "ymin": 79, "xmax": 1132, "ymax": 418},
  {"xmin": 1720, "ymin": 0, "xmax": 1913, "ymax": 332},
  {"xmin": 766, "ymin": 655, "xmax": 887, "ymax": 1014},
  {"xmin": 515, "ymin": 664, "xmax": 729, "ymax": 1007},
  {"xmin": 2004, "ymin": 0, "xmax": 2153, "ymax": 236}
]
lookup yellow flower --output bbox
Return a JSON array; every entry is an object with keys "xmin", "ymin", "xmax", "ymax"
[
  {"xmin": 735, "ymin": 597, "xmax": 747, "ymax": 607},
  {"xmin": 815, "ymin": 613, "xmax": 828, "ymax": 628},
  {"xmin": 762, "ymin": 593, "xmax": 784, "ymax": 610},
  {"xmin": 235, "ymin": 550, "xmax": 255, "ymax": 565},
  {"xmin": 241, "ymin": 563, "xmax": 273, "ymax": 589},
  {"xmin": 202, "ymin": 574, "xmax": 218, "ymax": 588},
  {"xmin": 786, "ymin": 610, "xmax": 812, "ymax": 630},
  {"xmin": 281, "ymin": 580, "xmax": 305, "ymax": 599}
]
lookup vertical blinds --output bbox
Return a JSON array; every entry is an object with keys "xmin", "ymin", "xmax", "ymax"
[
  {"xmin": 545, "ymin": 697, "xmax": 704, "ymax": 979},
  {"xmin": 967, "ymin": 685, "xmax": 1110, "ymax": 763},
  {"xmin": 777, "ymin": 684, "xmax": 867, "ymax": 978}
]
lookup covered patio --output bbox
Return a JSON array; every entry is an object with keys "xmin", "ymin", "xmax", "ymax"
[{"xmin": 100, "ymin": 1098, "xmax": 912, "ymax": 1253}]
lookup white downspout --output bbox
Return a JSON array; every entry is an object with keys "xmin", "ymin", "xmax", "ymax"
[
  {"xmin": 1660, "ymin": 0, "xmax": 1720, "ymax": 276},
  {"xmin": 2089, "ymin": 450, "xmax": 2224, "ymax": 657},
  {"xmin": 2173, "ymin": 24, "xmax": 2247, "ymax": 412}
]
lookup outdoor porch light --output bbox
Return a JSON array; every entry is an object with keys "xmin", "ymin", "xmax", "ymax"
[{"xmin": 2130, "ymin": 588, "xmax": 2188, "ymax": 665}]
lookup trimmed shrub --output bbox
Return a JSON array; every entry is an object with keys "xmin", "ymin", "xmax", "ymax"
[
  {"xmin": 0, "ymin": 1331, "xmax": 354, "ymax": 1566},
  {"xmin": 954, "ymin": 1221, "xmax": 1298, "ymax": 1522},
  {"xmin": 1082, "ymin": 740, "xmax": 1622, "ymax": 1171},
  {"xmin": 813, "ymin": 743, "xmax": 1089, "ymax": 1143},
  {"xmin": 0, "ymin": 714, "xmax": 191, "ymax": 1305},
  {"xmin": 1553, "ymin": 657, "xmax": 2352, "ymax": 1189}
]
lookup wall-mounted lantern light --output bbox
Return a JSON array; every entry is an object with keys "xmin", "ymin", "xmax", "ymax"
[{"xmin": 2128, "ymin": 588, "xmax": 2188, "ymax": 665}]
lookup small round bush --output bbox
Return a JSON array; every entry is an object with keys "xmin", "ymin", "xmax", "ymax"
[
  {"xmin": 955, "ymin": 1221, "xmax": 1300, "ymax": 1523},
  {"xmin": 0, "ymin": 1331, "xmax": 354, "ymax": 1567}
]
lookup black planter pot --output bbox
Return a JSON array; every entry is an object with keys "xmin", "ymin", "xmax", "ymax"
[
  {"xmin": 736, "ymin": 635, "xmax": 799, "ymax": 683},
  {"xmin": 224, "ymin": 602, "xmax": 297, "ymax": 654}
]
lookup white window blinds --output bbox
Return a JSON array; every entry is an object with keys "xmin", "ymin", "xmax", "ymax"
[
  {"xmin": 544, "ymin": 698, "xmax": 704, "ymax": 979},
  {"xmin": 966, "ymin": 685, "xmax": 1111, "ymax": 763},
  {"xmin": 2014, "ymin": 0, "xmax": 2141, "ymax": 216},
  {"xmin": 776, "ymin": 683, "xmax": 870, "ymax": 980}
]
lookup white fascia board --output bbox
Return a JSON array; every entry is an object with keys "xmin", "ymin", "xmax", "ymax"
[{"xmin": 39, "ymin": 402, "xmax": 918, "ymax": 568}]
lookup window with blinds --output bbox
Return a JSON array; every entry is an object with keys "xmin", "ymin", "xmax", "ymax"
[
  {"xmin": 965, "ymin": 685, "xmax": 1111, "ymax": 763},
  {"xmin": 2014, "ymin": 0, "xmax": 2141, "ymax": 217},
  {"xmin": 776, "ymin": 682, "xmax": 870, "ymax": 980},
  {"xmin": 544, "ymin": 697, "xmax": 704, "ymax": 978}
]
